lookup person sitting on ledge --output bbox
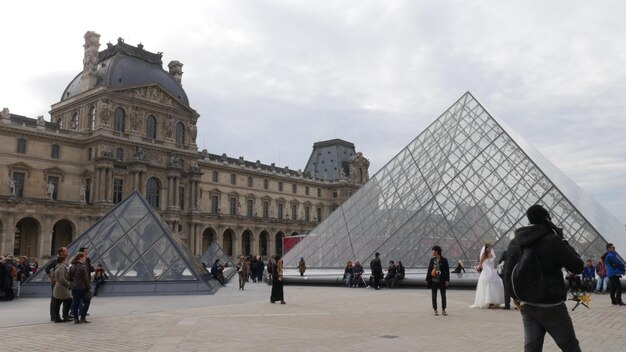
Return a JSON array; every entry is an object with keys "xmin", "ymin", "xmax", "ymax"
[
  {"xmin": 452, "ymin": 260, "xmax": 465, "ymax": 274},
  {"xmin": 211, "ymin": 259, "xmax": 225, "ymax": 285}
]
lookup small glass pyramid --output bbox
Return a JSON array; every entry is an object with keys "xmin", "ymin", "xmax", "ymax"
[
  {"xmin": 283, "ymin": 92, "xmax": 626, "ymax": 268},
  {"xmin": 24, "ymin": 191, "xmax": 220, "ymax": 295}
]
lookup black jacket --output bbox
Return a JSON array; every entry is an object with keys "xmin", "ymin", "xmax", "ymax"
[
  {"xmin": 504, "ymin": 224, "xmax": 583, "ymax": 304},
  {"xmin": 426, "ymin": 256, "xmax": 449, "ymax": 287}
]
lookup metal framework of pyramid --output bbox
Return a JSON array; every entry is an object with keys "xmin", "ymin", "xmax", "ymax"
[
  {"xmin": 283, "ymin": 92, "xmax": 626, "ymax": 268},
  {"xmin": 22, "ymin": 191, "xmax": 220, "ymax": 296}
]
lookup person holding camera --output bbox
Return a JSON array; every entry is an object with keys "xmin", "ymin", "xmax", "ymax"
[{"xmin": 425, "ymin": 245, "xmax": 449, "ymax": 316}]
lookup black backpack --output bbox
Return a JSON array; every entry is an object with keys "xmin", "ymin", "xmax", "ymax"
[{"xmin": 509, "ymin": 245, "xmax": 548, "ymax": 302}]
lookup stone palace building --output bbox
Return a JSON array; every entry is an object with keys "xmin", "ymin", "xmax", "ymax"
[{"xmin": 0, "ymin": 31, "xmax": 369, "ymax": 262}]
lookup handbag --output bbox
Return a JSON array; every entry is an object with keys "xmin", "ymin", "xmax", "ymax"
[{"xmin": 431, "ymin": 268, "xmax": 437, "ymax": 277}]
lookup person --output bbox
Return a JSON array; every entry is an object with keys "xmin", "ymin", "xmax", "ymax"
[
  {"xmin": 266, "ymin": 258, "xmax": 274, "ymax": 283},
  {"xmin": 595, "ymin": 257, "xmax": 608, "ymax": 294},
  {"xmin": 604, "ymin": 243, "xmax": 625, "ymax": 305},
  {"xmin": 69, "ymin": 253, "xmax": 92, "ymax": 324},
  {"xmin": 369, "ymin": 252, "xmax": 383, "ymax": 290},
  {"xmin": 343, "ymin": 260, "xmax": 354, "ymax": 287},
  {"xmin": 452, "ymin": 260, "xmax": 465, "ymax": 274},
  {"xmin": 353, "ymin": 260, "xmax": 365, "ymax": 287},
  {"xmin": 384, "ymin": 260, "xmax": 397, "ymax": 288},
  {"xmin": 581, "ymin": 260, "xmax": 595, "ymax": 292},
  {"xmin": 236, "ymin": 256, "xmax": 249, "ymax": 290},
  {"xmin": 93, "ymin": 264, "xmax": 109, "ymax": 296},
  {"xmin": 426, "ymin": 245, "xmax": 449, "ymax": 316},
  {"xmin": 46, "ymin": 247, "xmax": 69, "ymax": 321},
  {"xmin": 52, "ymin": 256, "xmax": 72, "ymax": 322},
  {"xmin": 255, "ymin": 255, "xmax": 264, "ymax": 282},
  {"xmin": 298, "ymin": 257, "xmax": 306, "ymax": 277},
  {"xmin": 211, "ymin": 259, "xmax": 225, "ymax": 285},
  {"xmin": 250, "ymin": 256, "xmax": 259, "ymax": 283},
  {"xmin": 270, "ymin": 255, "xmax": 285, "ymax": 304},
  {"xmin": 566, "ymin": 271, "xmax": 583, "ymax": 293},
  {"xmin": 0, "ymin": 257, "xmax": 14, "ymax": 301},
  {"xmin": 498, "ymin": 250, "xmax": 511, "ymax": 309},
  {"xmin": 470, "ymin": 243, "xmax": 504, "ymax": 308},
  {"xmin": 504, "ymin": 204, "xmax": 583, "ymax": 352},
  {"xmin": 79, "ymin": 247, "xmax": 95, "ymax": 279},
  {"xmin": 391, "ymin": 260, "xmax": 405, "ymax": 288}
]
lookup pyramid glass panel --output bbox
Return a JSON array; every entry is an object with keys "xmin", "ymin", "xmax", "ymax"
[
  {"xmin": 22, "ymin": 191, "xmax": 219, "ymax": 296},
  {"xmin": 283, "ymin": 92, "xmax": 626, "ymax": 268}
]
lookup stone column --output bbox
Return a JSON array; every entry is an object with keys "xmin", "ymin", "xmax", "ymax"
[
  {"xmin": 174, "ymin": 176, "xmax": 180, "ymax": 209},
  {"xmin": 40, "ymin": 212, "xmax": 54, "ymax": 259},
  {"xmin": 252, "ymin": 231, "xmax": 259, "ymax": 256},
  {"xmin": 233, "ymin": 230, "xmax": 241, "ymax": 258},
  {"xmin": 269, "ymin": 232, "xmax": 276, "ymax": 258},
  {"xmin": 2, "ymin": 211, "xmax": 15, "ymax": 256}
]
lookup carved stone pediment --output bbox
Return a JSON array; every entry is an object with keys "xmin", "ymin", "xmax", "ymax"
[
  {"xmin": 8, "ymin": 162, "xmax": 34, "ymax": 177},
  {"xmin": 117, "ymin": 85, "xmax": 189, "ymax": 111},
  {"xmin": 43, "ymin": 166, "xmax": 66, "ymax": 181}
]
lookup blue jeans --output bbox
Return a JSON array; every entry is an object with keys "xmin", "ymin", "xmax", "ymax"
[
  {"xmin": 71, "ymin": 288, "xmax": 91, "ymax": 320},
  {"xmin": 521, "ymin": 303, "xmax": 581, "ymax": 352},
  {"xmin": 596, "ymin": 276, "xmax": 608, "ymax": 292}
]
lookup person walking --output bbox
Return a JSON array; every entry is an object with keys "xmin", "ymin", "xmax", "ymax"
[
  {"xmin": 425, "ymin": 245, "xmax": 449, "ymax": 316},
  {"xmin": 504, "ymin": 204, "xmax": 583, "ymax": 352},
  {"xmin": 270, "ymin": 255, "xmax": 285, "ymax": 304},
  {"xmin": 604, "ymin": 243, "xmax": 625, "ymax": 306},
  {"xmin": 369, "ymin": 252, "xmax": 383, "ymax": 290}
]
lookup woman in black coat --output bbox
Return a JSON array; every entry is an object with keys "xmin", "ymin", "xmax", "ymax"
[
  {"xmin": 425, "ymin": 245, "xmax": 450, "ymax": 316},
  {"xmin": 270, "ymin": 255, "xmax": 285, "ymax": 304}
]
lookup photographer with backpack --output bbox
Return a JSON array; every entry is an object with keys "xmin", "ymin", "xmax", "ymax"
[{"xmin": 504, "ymin": 204, "xmax": 583, "ymax": 352}]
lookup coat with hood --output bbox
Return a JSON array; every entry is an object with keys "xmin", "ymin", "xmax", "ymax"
[{"xmin": 504, "ymin": 224, "xmax": 583, "ymax": 305}]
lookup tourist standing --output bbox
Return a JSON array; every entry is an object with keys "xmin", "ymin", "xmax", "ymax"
[
  {"xmin": 270, "ymin": 255, "xmax": 285, "ymax": 304},
  {"xmin": 470, "ymin": 243, "xmax": 504, "ymax": 309},
  {"xmin": 46, "ymin": 247, "xmax": 68, "ymax": 321},
  {"xmin": 504, "ymin": 204, "xmax": 583, "ymax": 352},
  {"xmin": 236, "ymin": 256, "xmax": 249, "ymax": 290},
  {"xmin": 604, "ymin": 243, "xmax": 625, "ymax": 306},
  {"xmin": 52, "ymin": 256, "xmax": 72, "ymax": 322},
  {"xmin": 369, "ymin": 252, "xmax": 383, "ymax": 290},
  {"xmin": 426, "ymin": 245, "xmax": 449, "ymax": 316},
  {"xmin": 298, "ymin": 257, "xmax": 306, "ymax": 277},
  {"xmin": 69, "ymin": 253, "xmax": 92, "ymax": 324},
  {"xmin": 498, "ymin": 250, "xmax": 511, "ymax": 309},
  {"xmin": 595, "ymin": 257, "xmax": 608, "ymax": 294}
]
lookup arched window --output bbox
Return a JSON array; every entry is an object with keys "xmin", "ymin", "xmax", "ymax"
[
  {"xmin": 114, "ymin": 107, "xmax": 125, "ymax": 132},
  {"xmin": 56, "ymin": 117, "xmax": 64, "ymax": 129},
  {"xmin": 146, "ymin": 115, "xmax": 157, "ymax": 139},
  {"xmin": 176, "ymin": 122, "xmax": 185, "ymax": 145},
  {"xmin": 88, "ymin": 106, "xmax": 96, "ymax": 130},
  {"xmin": 146, "ymin": 177, "xmax": 160, "ymax": 208},
  {"xmin": 116, "ymin": 147, "xmax": 124, "ymax": 161}
]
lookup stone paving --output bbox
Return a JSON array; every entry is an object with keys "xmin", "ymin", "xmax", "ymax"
[{"xmin": 1, "ymin": 281, "xmax": 624, "ymax": 352}]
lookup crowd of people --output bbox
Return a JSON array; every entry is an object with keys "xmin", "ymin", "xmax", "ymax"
[{"xmin": 0, "ymin": 255, "xmax": 36, "ymax": 301}]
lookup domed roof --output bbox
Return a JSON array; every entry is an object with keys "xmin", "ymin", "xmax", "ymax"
[{"xmin": 61, "ymin": 40, "xmax": 189, "ymax": 106}]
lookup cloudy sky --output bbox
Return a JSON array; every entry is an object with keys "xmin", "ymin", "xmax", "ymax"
[{"xmin": 2, "ymin": 1, "xmax": 626, "ymax": 223}]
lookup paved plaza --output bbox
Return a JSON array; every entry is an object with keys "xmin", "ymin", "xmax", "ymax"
[{"xmin": 1, "ymin": 282, "xmax": 625, "ymax": 352}]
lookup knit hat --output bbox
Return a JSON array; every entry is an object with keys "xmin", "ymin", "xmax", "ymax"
[{"xmin": 526, "ymin": 204, "xmax": 551, "ymax": 224}]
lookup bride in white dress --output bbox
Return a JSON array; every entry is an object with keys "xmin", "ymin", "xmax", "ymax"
[{"xmin": 470, "ymin": 243, "xmax": 504, "ymax": 308}]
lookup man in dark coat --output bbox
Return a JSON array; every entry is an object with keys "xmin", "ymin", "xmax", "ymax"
[
  {"xmin": 369, "ymin": 252, "xmax": 383, "ymax": 290},
  {"xmin": 425, "ymin": 245, "xmax": 450, "ymax": 316},
  {"xmin": 498, "ymin": 250, "xmax": 511, "ymax": 309},
  {"xmin": 504, "ymin": 204, "xmax": 583, "ymax": 352}
]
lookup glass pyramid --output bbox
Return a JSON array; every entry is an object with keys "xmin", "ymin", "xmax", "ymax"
[
  {"xmin": 199, "ymin": 242, "xmax": 235, "ymax": 268},
  {"xmin": 283, "ymin": 92, "xmax": 626, "ymax": 268},
  {"xmin": 23, "ymin": 191, "xmax": 220, "ymax": 295}
]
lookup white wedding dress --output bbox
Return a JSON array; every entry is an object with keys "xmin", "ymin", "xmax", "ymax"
[{"xmin": 470, "ymin": 254, "xmax": 505, "ymax": 308}]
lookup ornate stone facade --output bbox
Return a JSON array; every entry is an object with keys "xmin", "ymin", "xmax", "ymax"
[{"xmin": 0, "ymin": 32, "xmax": 369, "ymax": 262}]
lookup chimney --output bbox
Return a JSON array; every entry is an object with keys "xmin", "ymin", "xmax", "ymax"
[
  {"xmin": 80, "ymin": 31, "xmax": 101, "ymax": 92},
  {"xmin": 168, "ymin": 60, "xmax": 184, "ymax": 86}
]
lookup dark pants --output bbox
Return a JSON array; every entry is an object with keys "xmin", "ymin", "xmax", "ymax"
[
  {"xmin": 49, "ymin": 284, "xmax": 55, "ymax": 320},
  {"xmin": 500, "ymin": 274, "xmax": 511, "ymax": 308},
  {"xmin": 52, "ymin": 298, "xmax": 72, "ymax": 320},
  {"xmin": 431, "ymin": 281, "xmax": 446, "ymax": 310},
  {"xmin": 71, "ymin": 288, "xmax": 91, "ymax": 320},
  {"xmin": 94, "ymin": 278, "xmax": 105, "ymax": 296},
  {"xmin": 521, "ymin": 303, "xmax": 581, "ymax": 352},
  {"xmin": 372, "ymin": 272, "xmax": 383, "ymax": 289},
  {"xmin": 609, "ymin": 276, "xmax": 623, "ymax": 304}
]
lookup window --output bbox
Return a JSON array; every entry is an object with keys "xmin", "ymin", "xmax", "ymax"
[
  {"xmin": 292, "ymin": 184, "xmax": 297, "ymax": 194},
  {"xmin": 317, "ymin": 188, "xmax": 321, "ymax": 197},
  {"xmin": 291, "ymin": 204, "xmax": 297, "ymax": 220},
  {"xmin": 212, "ymin": 171, "xmax": 218, "ymax": 182},
  {"xmin": 16, "ymin": 138, "xmax": 27, "ymax": 154},
  {"xmin": 230, "ymin": 174, "xmax": 236, "ymax": 185},
  {"xmin": 146, "ymin": 177, "xmax": 160, "ymax": 208},
  {"xmin": 146, "ymin": 115, "xmax": 157, "ymax": 139},
  {"xmin": 13, "ymin": 172, "xmax": 25, "ymax": 197},
  {"xmin": 176, "ymin": 122, "xmax": 185, "ymax": 145},
  {"xmin": 247, "ymin": 176, "xmax": 253, "ymax": 187},
  {"xmin": 179, "ymin": 187, "xmax": 185, "ymax": 210},
  {"xmin": 305, "ymin": 186, "xmax": 309, "ymax": 196},
  {"xmin": 85, "ymin": 178, "xmax": 91, "ymax": 203},
  {"xmin": 113, "ymin": 179, "xmax": 123, "ymax": 204},
  {"xmin": 304, "ymin": 206, "xmax": 310, "ymax": 222},
  {"xmin": 229, "ymin": 197, "xmax": 238, "ymax": 215},
  {"xmin": 56, "ymin": 117, "xmax": 63, "ymax": 129},
  {"xmin": 278, "ymin": 182, "xmax": 283, "ymax": 192},
  {"xmin": 47, "ymin": 176, "xmax": 59, "ymax": 200},
  {"xmin": 114, "ymin": 107, "xmax": 125, "ymax": 132},
  {"xmin": 116, "ymin": 148, "xmax": 124, "ymax": 161},
  {"xmin": 277, "ymin": 203, "xmax": 284, "ymax": 219},
  {"xmin": 51, "ymin": 144, "xmax": 60, "ymax": 159},
  {"xmin": 211, "ymin": 195, "xmax": 219, "ymax": 214},
  {"xmin": 333, "ymin": 190, "xmax": 338, "ymax": 198},
  {"xmin": 247, "ymin": 199, "xmax": 254, "ymax": 217},
  {"xmin": 316, "ymin": 207, "xmax": 322, "ymax": 222},
  {"xmin": 262, "ymin": 201, "xmax": 269, "ymax": 218},
  {"xmin": 88, "ymin": 106, "xmax": 96, "ymax": 130},
  {"xmin": 263, "ymin": 179, "xmax": 268, "ymax": 190}
]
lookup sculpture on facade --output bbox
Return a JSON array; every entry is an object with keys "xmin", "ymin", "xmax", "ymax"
[
  {"xmin": 79, "ymin": 184, "xmax": 86, "ymax": 202},
  {"xmin": 165, "ymin": 115, "xmax": 174, "ymax": 138},
  {"xmin": 131, "ymin": 107, "xmax": 140, "ymax": 131},
  {"xmin": 46, "ymin": 181, "xmax": 55, "ymax": 200},
  {"xmin": 188, "ymin": 124, "xmax": 197, "ymax": 143},
  {"xmin": 133, "ymin": 146, "xmax": 147, "ymax": 160},
  {"xmin": 8, "ymin": 177, "xmax": 16, "ymax": 195},
  {"xmin": 100, "ymin": 99, "xmax": 111, "ymax": 125}
]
